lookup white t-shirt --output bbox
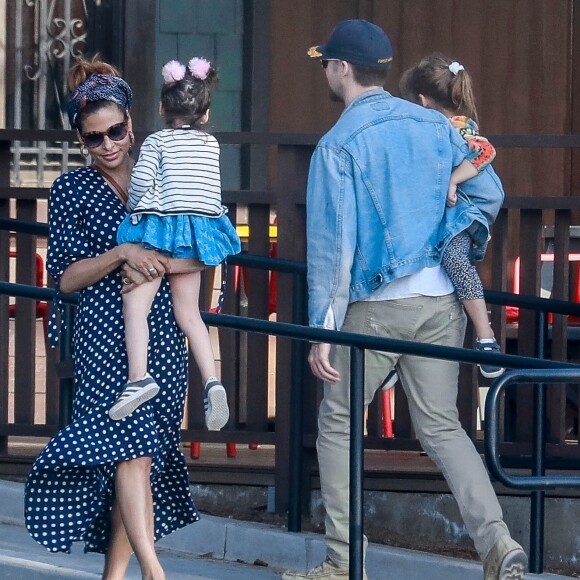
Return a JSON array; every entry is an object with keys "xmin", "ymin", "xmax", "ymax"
[
  {"xmin": 367, "ymin": 265, "xmax": 454, "ymax": 301},
  {"xmin": 322, "ymin": 266, "xmax": 455, "ymax": 330}
]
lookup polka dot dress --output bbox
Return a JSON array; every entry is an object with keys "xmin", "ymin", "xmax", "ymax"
[{"xmin": 25, "ymin": 167, "xmax": 199, "ymax": 554}]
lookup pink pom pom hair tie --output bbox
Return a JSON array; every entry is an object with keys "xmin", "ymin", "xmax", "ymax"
[
  {"xmin": 188, "ymin": 57, "xmax": 211, "ymax": 80},
  {"xmin": 162, "ymin": 60, "xmax": 186, "ymax": 83}
]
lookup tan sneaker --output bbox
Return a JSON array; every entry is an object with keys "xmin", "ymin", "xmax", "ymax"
[
  {"xmin": 483, "ymin": 536, "xmax": 527, "ymax": 580},
  {"xmin": 281, "ymin": 557, "xmax": 368, "ymax": 580}
]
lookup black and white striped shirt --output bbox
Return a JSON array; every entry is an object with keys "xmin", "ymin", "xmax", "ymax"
[{"xmin": 128, "ymin": 128, "xmax": 225, "ymax": 217}]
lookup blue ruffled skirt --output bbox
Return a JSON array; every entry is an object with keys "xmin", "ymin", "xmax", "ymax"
[{"xmin": 117, "ymin": 213, "xmax": 241, "ymax": 266}]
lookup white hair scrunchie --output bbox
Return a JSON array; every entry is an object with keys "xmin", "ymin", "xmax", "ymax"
[{"xmin": 448, "ymin": 61, "xmax": 465, "ymax": 75}]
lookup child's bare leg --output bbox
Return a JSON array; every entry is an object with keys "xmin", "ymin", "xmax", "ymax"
[
  {"xmin": 168, "ymin": 271, "xmax": 217, "ymax": 380},
  {"xmin": 462, "ymin": 298, "xmax": 494, "ymax": 340},
  {"xmin": 169, "ymin": 270, "xmax": 229, "ymax": 429},
  {"xmin": 122, "ymin": 279, "xmax": 162, "ymax": 381}
]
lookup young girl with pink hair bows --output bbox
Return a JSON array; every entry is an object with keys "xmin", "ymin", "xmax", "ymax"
[{"xmin": 111, "ymin": 57, "xmax": 240, "ymax": 429}]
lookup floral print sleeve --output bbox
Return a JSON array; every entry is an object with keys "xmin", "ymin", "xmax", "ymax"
[{"xmin": 450, "ymin": 115, "xmax": 496, "ymax": 172}]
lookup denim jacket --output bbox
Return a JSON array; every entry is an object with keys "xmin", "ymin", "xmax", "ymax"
[{"xmin": 307, "ymin": 89, "xmax": 505, "ymax": 330}]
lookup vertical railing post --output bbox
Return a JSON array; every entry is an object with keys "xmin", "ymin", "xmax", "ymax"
[
  {"xmin": 529, "ymin": 310, "xmax": 547, "ymax": 573},
  {"xmin": 0, "ymin": 140, "xmax": 9, "ymax": 455},
  {"xmin": 58, "ymin": 303, "xmax": 75, "ymax": 428},
  {"xmin": 349, "ymin": 346, "xmax": 365, "ymax": 580},
  {"xmin": 274, "ymin": 143, "xmax": 311, "ymax": 514},
  {"xmin": 287, "ymin": 271, "xmax": 307, "ymax": 532}
]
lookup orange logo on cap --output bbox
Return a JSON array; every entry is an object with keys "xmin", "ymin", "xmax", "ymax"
[{"xmin": 307, "ymin": 46, "xmax": 322, "ymax": 58}]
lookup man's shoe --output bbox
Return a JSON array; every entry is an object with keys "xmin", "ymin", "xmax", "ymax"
[
  {"xmin": 108, "ymin": 374, "xmax": 160, "ymax": 421},
  {"xmin": 483, "ymin": 536, "xmax": 527, "ymax": 580},
  {"xmin": 203, "ymin": 379, "xmax": 229, "ymax": 431},
  {"xmin": 476, "ymin": 338, "xmax": 505, "ymax": 379},
  {"xmin": 281, "ymin": 557, "xmax": 368, "ymax": 580}
]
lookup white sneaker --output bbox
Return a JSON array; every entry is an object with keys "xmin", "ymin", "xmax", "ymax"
[
  {"xmin": 381, "ymin": 368, "xmax": 399, "ymax": 390},
  {"xmin": 203, "ymin": 379, "xmax": 229, "ymax": 431},
  {"xmin": 108, "ymin": 374, "xmax": 160, "ymax": 421}
]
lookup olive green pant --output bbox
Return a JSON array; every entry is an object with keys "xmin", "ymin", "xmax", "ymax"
[{"xmin": 317, "ymin": 294, "xmax": 509, "ymax": 567}]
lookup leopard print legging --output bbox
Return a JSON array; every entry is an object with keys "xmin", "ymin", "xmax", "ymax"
[{"xmin": 441, "ymin": 231, "xmax": 484, "ymax": 301}]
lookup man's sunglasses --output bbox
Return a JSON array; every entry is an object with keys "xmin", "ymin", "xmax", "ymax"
[
  {"xmin": 321, "ymin": 59, "xmax": 341, "ymax": 69},
  {"xmin": 81, "ymin": 122, "xmax": 128, "ymax": 149}
]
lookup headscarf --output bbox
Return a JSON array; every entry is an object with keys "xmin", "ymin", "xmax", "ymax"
[{"xmin": 67, "ymin": 73, "xmax": 133, "ymax": 127}]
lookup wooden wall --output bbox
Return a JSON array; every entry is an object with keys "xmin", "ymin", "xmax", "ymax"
[{"xmin": 269, "ymin": 0, "xmax": 574, "ymax": 200}]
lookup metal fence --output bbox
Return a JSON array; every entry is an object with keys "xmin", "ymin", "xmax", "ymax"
[
  {"xmin": 4, "ymin": 129, "xmax": 580, "ymax": 577},
  {"xmin": 3, "ymin": 229, "xmax": 580, "ymax": 576}
]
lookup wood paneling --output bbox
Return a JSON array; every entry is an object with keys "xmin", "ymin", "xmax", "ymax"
[{"xmin": 270, "ymin": 0, "xmax": 574, "ymax": 198}]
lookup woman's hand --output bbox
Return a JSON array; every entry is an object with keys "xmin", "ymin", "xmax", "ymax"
[
  {"xmin": 118, "ymin": 243, "xmax": 169, "ymax": 281},
  {"xmin": 120, "ymin": 263, "xmax": 146, "ymax": 293},
  {"xmin": 120, "ymin": 257, "xmax": 207, "ymax": 293},
  {"xmin": 165, "ymin": 258, "xmax": 207, "ymax": 274}
]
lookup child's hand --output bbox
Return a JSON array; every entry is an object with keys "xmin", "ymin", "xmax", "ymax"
[
  {"xmin": 467, "ymin": 138, "xmax": 481, "ymax": 153},
  {"xmin": 447, "ymin": 183, "xmax": 458, "ymax": 207}
]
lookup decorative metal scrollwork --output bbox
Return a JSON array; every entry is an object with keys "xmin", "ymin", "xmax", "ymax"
[{"xmin": 23, "ymin": 0, "xmax": 87, "ymax": 81}]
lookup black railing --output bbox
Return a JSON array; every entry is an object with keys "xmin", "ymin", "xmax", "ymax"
[
  {"xmin": 485, "ymin": 368, "xmax": 580, "ymax": 574},
  {"xmin": 3, "ymin": 217, "xmax": 580, "ymax": 579},
  {"xmin": 4, "ymin": 279, "xmax": 580, "ymax": 578}
]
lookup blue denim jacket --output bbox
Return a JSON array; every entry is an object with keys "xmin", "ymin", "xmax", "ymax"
[{"xmin": 307, "ymin": 89, "xmax": 504, "ymax": 329}]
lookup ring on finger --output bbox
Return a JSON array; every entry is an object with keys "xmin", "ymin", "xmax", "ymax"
[
  {"xmin": 147, "ymin": 266, "xmax": 156, "ymax": 273},
  {"xmin": 122, "ymin": 277, "xmax": 131, "ymax": 286}
]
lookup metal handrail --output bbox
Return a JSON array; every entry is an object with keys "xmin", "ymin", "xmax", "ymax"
[
  {"xmin": 4, "ymin": 217, "xmax": 580, "ymax": 579},
  {"xmin": 484, "ymin": 368, "xmax": 580, "ymax": 574},
  {"xmin": 3, "ymin": 214, "xmax": 580, "ymax": 315},
  {"xmin": 4, "ymin": 280, "xmax": 579, "ymax": 372},
  {"xmin": 485, "ymin": 369, "xmax": 580, "ymax": 489}
]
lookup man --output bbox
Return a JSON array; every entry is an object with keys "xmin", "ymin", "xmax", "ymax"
[{"xmin": 282, "ymin": 19, "xmax": 527, "ymax": 580}]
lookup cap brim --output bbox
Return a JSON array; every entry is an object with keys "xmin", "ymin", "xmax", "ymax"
[{"xmin": 307, "ymin": 45, "xmax": 323, "ymax": 59}]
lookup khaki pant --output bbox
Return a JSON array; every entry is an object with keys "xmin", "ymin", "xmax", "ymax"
[{"xmin": 317, "ymin": 294, "xmax": 509, "ymax": 566}]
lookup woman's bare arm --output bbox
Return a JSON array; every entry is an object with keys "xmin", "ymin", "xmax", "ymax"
[{"xmin": 60, "ymin": 244, "xmax": 170, "ymax": 293}]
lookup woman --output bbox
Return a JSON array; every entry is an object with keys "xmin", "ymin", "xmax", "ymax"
[{"xmin": 24, "ymin": 56, "xmax": 202, "ymax": 580}]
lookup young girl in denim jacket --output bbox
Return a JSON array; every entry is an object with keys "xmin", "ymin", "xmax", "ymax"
[
  {"xmin": 110, "ymin": 57, "xmax": 240, "ymax": 426},
  {"xmin": 400, "ymin": 53, "xmax": 504, "ymax": 378}
]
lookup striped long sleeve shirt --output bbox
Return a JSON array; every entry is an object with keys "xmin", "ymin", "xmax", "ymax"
[{"xmin": 128, "ymin": 128, "xmax": 225, "ymax": 217}]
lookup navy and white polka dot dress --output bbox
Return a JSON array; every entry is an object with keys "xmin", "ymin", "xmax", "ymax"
[{"xmin": 25, "ymin": 166, "xmax": 199, "ymax": 554}]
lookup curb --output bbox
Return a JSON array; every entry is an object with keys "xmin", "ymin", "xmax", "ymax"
[
  {"xmin": 0, "ymin": 480, "xmax": 572, "ymax": 579},
  {"xmin": 156, "ymin": 514, "xmax": 571, "ymax": 580}
]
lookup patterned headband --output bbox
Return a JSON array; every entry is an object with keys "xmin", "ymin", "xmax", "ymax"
[{"xmin": 67, "ymin": 74, "xmax": 133, "ymax": 127}]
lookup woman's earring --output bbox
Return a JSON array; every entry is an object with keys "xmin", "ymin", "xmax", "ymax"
[
  {"xmin": 128, "ymin": 131, "xmax": 135, "ymax": 154},
  {"xmin": 80, "ymin": 143, "xmax": 89, "ymax": 159}
]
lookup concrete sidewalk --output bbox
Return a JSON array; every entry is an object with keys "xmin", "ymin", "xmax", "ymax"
[{"xmin": 0, "ymin": 479, "xmax": 573, "ymax": 579}]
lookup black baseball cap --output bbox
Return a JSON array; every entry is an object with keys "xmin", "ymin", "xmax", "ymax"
[{"xmin": 307, "ymin": 19, "xmax": 393, "ymax": 68}]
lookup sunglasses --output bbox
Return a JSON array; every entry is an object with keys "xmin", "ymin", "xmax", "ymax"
[
  {"xmin": 321, "ymin": 59, "xmax": 341, "ymax": 69},
  {"xmin": 81, "ymin": 122, "xmax": 128, "ymax": 149}
]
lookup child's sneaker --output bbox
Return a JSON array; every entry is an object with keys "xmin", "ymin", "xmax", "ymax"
[
  {"xmin": 381, "ymin": 369, "xmax": 399, "ymax": 390},
  {"xmin": 475, "ymin": 339, "xmax": 505, "ymax": 379},
  {"xmin": 204, "ymin": 378, "xmax": 229, "ymax": 430},
  {"xmin": 109, "ymin": 374, "xmax": 160, "ymax": 421}
]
